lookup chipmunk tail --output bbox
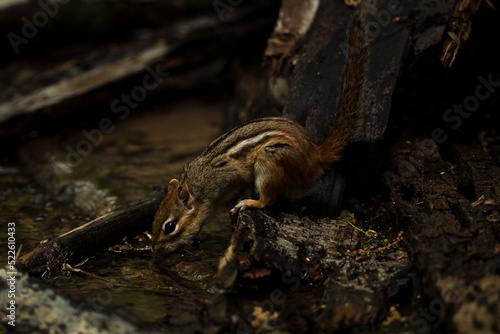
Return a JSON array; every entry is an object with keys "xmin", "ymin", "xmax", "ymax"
[{"xmin": 318, "ymin": 12, "xmax": 369, "ymax": 168}]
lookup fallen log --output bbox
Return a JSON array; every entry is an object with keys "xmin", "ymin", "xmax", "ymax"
[
  {"xmin": 0, "ymin": 42, "xmax": 169, "ymax": 125},
  {"xmin": 16, "ymin": 186, "xmax": 167, "ymax": 277},
  {"xmin": 0, "ymin": 4, "xmax": 278, "ymax": 138},
  {"xmin": 216, "ymin": 208, "xmax": 411, "ymax": 330}
]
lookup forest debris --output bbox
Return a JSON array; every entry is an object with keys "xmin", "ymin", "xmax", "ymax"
[
  {"xmin": 484, "ymin": 198, "xmax": 499, "ymax": 206},
  {"xmin": 348, "ymin": 231, "xmax": 405, "ymax": 257},
  {"xmin": 486, "ymin": 214, "xmax": 499, "ymax": 222},
  {"xmin": 1, "ymin": 1, "xmax": 494, "ymax": 332},
  {"xmin": 108, "ymin": 233, "xmax": 152, "ymax": 253},
  {"xmin": 65, "ymin": 263, "xmax": 109, "ymax": 281},
  {"xmin": 441, "ymin": 0, "xmax": 483, "ymax": 67},
  {"xmin": 341, "ymin": 213, "xmax": 379, "ymax": 239}
]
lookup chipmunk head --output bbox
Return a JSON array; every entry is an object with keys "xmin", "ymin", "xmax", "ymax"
[{"xmin": 151, "ymin": 178, "xmax": 205, "ymax": 255}]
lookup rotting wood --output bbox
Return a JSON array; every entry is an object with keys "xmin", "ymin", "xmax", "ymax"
[
  {"xmin": 391, "ymin": 139, "xmax": 500, "ymax": 333},
  {"xmin": 216, "ymin": 208, "xmax": 412, "ymax": 330},
  {"xmin": 16, "ymin": 186, "xmax": 168, "ymax": 276}
]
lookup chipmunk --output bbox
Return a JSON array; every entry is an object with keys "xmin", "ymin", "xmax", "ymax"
[{"xmin": 151, "ymin": 13, "xmax": 369, "ymax": 255}]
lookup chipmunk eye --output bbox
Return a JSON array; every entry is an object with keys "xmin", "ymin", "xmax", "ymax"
[{"xmin": 162, "ymin": 220, "xmax": 177, "ymax": 234}]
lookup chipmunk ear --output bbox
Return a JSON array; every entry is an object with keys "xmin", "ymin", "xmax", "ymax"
[
  {"xmin": 177, "ymin": 184, "xmax": 192, "ymax": 210},
  {"xmin": 168, "ymin": 179, "xmax": 179, "ymax": 191}
]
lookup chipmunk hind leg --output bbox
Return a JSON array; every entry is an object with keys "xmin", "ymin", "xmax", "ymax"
[
  {"xmin": 229, "ymin": 157, "xmax": 281, "ymax": 215},
  {"xmin": 230, "ymin": 142, "xmax": 322, "ymax": 215}
]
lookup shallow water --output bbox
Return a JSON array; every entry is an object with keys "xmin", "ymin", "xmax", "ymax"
[
  {"xmin": 0, "ymin": 163, "xmax": 92, "ymax": 255},
  {"xmin": 1, "ymin": 98, "xmax": 235, "ymax": 322}
]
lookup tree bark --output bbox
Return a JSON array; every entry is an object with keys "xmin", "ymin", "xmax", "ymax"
[{"xmin": 230, "ymin": 0, "xmax": 481, "ymax": 215}]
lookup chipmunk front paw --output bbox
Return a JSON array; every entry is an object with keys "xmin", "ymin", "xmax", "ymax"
[
  {"xmin": 229, "ymin": 201, "xmax": 247, "ymax": 216},
  {"xmin": 230, "ymin": 199, "xmax": 266, "ymax": 217}
]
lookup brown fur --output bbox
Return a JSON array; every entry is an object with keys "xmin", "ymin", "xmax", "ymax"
[
  {"xmin": 151, "ymin": 14, "xmax": 370, "ymax": 255},
  {"xmin": 317, "ymin": 12, "xmax": 369, "ymax": 168}
]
